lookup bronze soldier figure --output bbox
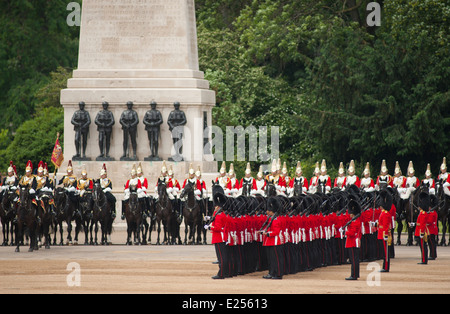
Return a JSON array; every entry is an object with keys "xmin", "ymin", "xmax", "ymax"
[
  {"xmin": 167, "ymin": 102, "xmax": 187, "ymax": 162},
  {"xmin": 71, "ymin": 101, "xmax": 91, "ymax": 160},
  {"xmin": 143, "ymin": 101, "xmax": 163, "ymax": 161},
  {"xmin": 95, "ymin": 101, "xmax": 115, "ymax": 160},
  {"xmin": 119, "ymin": 101, "xmax": 139, "ymax": 161}
]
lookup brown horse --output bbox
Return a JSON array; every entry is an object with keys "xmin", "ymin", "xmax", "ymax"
[{"xmin": 15, "ymin": 187, "xmax": 38, "ymax": 252}]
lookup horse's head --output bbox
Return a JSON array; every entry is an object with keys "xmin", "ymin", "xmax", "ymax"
[
  {"xmin": 157, "ymin": 179, "xmax": 168, "ymax": 199},
  {"xmin": 180, "ymin": 180, "xmax": 195, "ymax": 199},
  {"xmin": 19, "ymin": 186, "xmax": 30, "ymax": 204}
]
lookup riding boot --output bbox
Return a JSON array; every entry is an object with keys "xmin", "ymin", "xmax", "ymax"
[
  {"xmin": 111, "ymin": 202, "xmax": 116, "ymax": 219},
  {"xmin": 121, "ymin": 200, "xmax": 126, "ymax": 220}
]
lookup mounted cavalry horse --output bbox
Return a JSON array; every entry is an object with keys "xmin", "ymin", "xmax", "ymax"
[
  {"xmin": 53, "ymin": 187, "xmax": 82, "ymax": 245},
  {"xmin": 154, "ymin": 179, "xmax": 176, "ymax": 245},
  {"xmin": 436, "ymin": 179, "xmax": 450, "ymax": 246},
  {"xmin": 123, "ymin": 185, "xmax": 144, "ymax": 245},
  {"xmin": 1, "ymin": 186, "xmax": 18, "ymax": 246},
  {"xmin": 180, "ymin": 180, "xmax": 202, "ymax": 245},
  {"xmin": 37, "ymin": 190, "xmax": 54, "ymax": 249},
  {"xmin": 92, "ymin": 181, "xmax": 114, "ymax": 245},
  {"xmin": 15, "ymin": 187, "xmax": 38, "ymax": 252}
]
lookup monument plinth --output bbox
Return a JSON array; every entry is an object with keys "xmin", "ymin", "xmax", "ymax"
[{"xmin": 60, "ymin": 0, "xmax": 217, "ymax": 215}]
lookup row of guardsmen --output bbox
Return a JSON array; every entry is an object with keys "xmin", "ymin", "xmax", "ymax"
[
  {"xmin": 214, "ymin": 158, "xmax": 450, "ymax": 198},
  {"xmin": 208, "ymin": 185, "xmax": 439, "ymax": 280},
  {"xmin": 3, "ymin": 157, "xmax": 449, "ymax": 204}
]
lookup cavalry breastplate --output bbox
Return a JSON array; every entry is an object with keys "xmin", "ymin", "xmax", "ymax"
[
  {"xmin": 101, "ymin": 178, "xmax": 112, "ymax": 189},
  {"xmin": 336, "ymin": 176, "xmax": 345, "ymax": 187},
  {"xmin": 361, "ymin": 177, "xmax": 372, "ymax": 188},
  {"xmin": 393, "ymin": 176, "xmax": 404, "ymax": 187},
  {"xmin": 5, "ymin": 176, "xmax": 16, "ymax": 186},
  {"xmin": 35, "ymin": 176, "xmax": 47, "ymax": 189},
  {"xmin": 63, "ymin": 176, "xmax": 77, "ymax": 187}
]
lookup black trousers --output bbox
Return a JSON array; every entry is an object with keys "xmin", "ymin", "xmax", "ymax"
[
  {"xmin": 428, "ymin": 234, "xmax": 437, "ymax": 259},
  {"xmin": 381, "ymin": 239, "xmax": 390, "ymax": 271},
  {"xmin": 417, "ymin": 236, "xmax": 428, "ymax": 264},
  {"xmin": 214, "ymin": 242, "xmax": 230, "ymax": 278},
  {"xmin": 267, "ymin": 245, "xmax": 284, "ymax": 278},
  {"xmin": 348, "ymin": 247, "xmax": 360, "ymax": 278}
]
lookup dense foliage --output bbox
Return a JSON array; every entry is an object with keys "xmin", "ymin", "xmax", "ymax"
[{"xmin": 0, "ymin": 0, "xmax": 448, "ymax": 178}]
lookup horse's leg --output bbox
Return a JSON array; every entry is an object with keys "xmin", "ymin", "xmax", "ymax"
[
  {"xmin": 156, "ymin": 221, "xmax": 161, "ymax": 245},
  {"xmin": 184, "ymin": 220, "xmax": 189, "ymax": 245},
  {"xmin": 2, "ymin": 221, "xmax": 7, "ymax": 246},
  {"xmin": 15, "ymin": 222, "xmax": 22, "ymax": 252},
  {"xmin": 94, "ymin": 221, "xmax": 99, "ymax": 245},
  {"xmin": 396, "ymin": 219, "xmax": 403, "ymax": 246},
  {"xmin": 66, "ymin": 220, "xmax": 72, "ymax": 245},
  {"xmin": 441, "ymin": 215, "xmax": 448, "ymax": 246}
]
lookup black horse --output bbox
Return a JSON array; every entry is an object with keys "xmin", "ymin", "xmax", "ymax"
[
  {"xmin": 15, "ymin": 187, "xmax": 38, "ymax": 252},
  {"xmin": 1, "ymin": 187, "xmax": 17, "ymax": 246},
  {"xmin": 123, "ymin": 185, "xmax": 144, "ymax": 245},
  {"xmin": 79, "ymin": 189, "xmax": 95, "ymax": 245},
  {"xmin": 155, "ymin": 179, "xmax": 176, "ymax": 245},
  {"xmin": 265, "ymin": 180, "xmax": 277, "ymax": 197},
  {"xmin": 38, "ymin": 190, "xmax": 54, "ymax": 249},
  {"xmin": 92, "ymin": 181, "xmax": 114, "ymax": 245},
  {"xmin": 53, "ymin": 187, "xmax": 81, "ymax": 245},
  {"xmin": 180, "ymin": 181, "xmax": 202, "ymax": 245},
  {"xmin": 436, "ymin": 179, "xmax": 450, "ymax": 246}
]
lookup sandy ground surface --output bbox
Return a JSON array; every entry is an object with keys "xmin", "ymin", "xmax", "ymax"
[{"xmin": 0, "ymin": 226, "xmax": 449, "ymax": 294}]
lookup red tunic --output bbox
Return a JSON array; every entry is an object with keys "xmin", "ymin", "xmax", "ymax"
[
  {"xmin": 377, "ymin": 209, "xmax": 391, "ymax": 240},
  {"xmin": 415, "ymin": 210, "xmax": 429, "ymax": 237},
  {"xmin": 345, "ymin": 217, "xmax": 362, "ymax": 248}
]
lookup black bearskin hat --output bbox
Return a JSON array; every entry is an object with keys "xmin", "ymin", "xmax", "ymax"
[{"xmin": 379, "ymin": 189, "xmax": 393, "ymax": 210}]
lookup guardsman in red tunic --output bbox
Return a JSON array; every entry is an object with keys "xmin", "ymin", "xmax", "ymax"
[
  {"xmin": 225, "ymin": 163, "xmax": 240, "ymax": 197},
  {"xmin": 415, "ymin": 192, "xmax": 430, "ymax": 265},
  {"xmin": 345, "ymin": 160, "xmax": 361, "ymax": 188},
  {"xmin": 260, "ymin": 197, "xmax": 284, "ymax": 279},
  {"xmin": 344, "ymin": 199, "xmax": 362, "ymax": 280},
  {"xmin": 422, "ymin": 164, "xmax": 436, "ymax": 195},
  {"xmin": 239, "ymin": 163, "xmax": 256, "ymax": 196},
  {"xmin": 378, "ymin": 189, "xmax": 393, "ymax": 272},
  {"xmin": 309, "ymin": 162, "xmax": 320, "ymax": 194},
  {"xmin": 361, "ymin": 162, "xmax": 376, "ymax": 193},
  {"xmin": 210, "ymin": 193, "xmax": 230, "ymax": 279},
  {"xmin": 318, "ymin": 160, "xmax": 332, "ymax": 194},
  {"xmin": 253, "ymin": 166, "xmax": 266, "ymax": 196},
  {"xmin": 376, "ymin": 160, "xmax": 393, "ymax": 190},
  {"xmin": 438, "ymin": 157, "xmax": 450, "ymax": 196},
  {"xmin": 334, "ymin": 162, "xmax": 346, "ymax": 190},
  {"xmin": 288, "ymin": 161, "xmax": 308, "ymax": 196}
]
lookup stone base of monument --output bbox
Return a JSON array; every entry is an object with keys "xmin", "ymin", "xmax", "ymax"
[{"xmin": 58, "ymin": 159, "xmax": 218, "ymax": 225}]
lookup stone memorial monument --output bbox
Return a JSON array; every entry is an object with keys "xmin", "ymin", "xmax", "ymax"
[{"xmin": 60, "ymin": 0, "xmax": 217, "ymax": 213}]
